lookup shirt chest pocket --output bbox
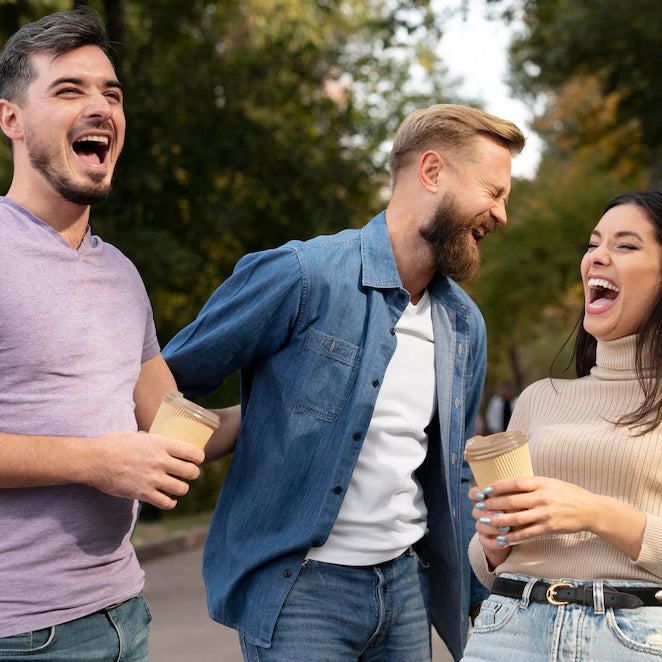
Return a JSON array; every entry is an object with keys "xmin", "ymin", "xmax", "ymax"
[{"xmin": 283, "ymin": 327, "xmax": 362, "ymax": 422}]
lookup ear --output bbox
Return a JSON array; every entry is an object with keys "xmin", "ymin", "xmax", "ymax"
[
  {"xmin": 417, "ymin": 150, "xmax": 445, "ymax": 193},
  {"xmin": 0, "ymin": 99, "xmax": 24, "ymax": 141}
]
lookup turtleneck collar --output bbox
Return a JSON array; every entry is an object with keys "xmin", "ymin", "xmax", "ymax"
[{"xmin": 591, "ymin": 334, "xmax": 639, "ymax": 381}]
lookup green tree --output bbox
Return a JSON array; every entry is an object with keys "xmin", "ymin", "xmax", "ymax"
[{"xmin": 490, "ymin": 0, "xmax": 662, "ymax": 186}]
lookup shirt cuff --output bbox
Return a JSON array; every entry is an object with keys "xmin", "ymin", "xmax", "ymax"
[
  {"xmin": 633, "ymin": 513, "xmax": 662, "ymax": 576},
  {"xmin": 468, "ymin": 532, "xmax": 498, "ymax": 590}
]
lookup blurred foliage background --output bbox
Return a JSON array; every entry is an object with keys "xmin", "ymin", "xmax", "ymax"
[{"xmin": 1, "ymin": 0, "xmax": 658, "ymax": 515}]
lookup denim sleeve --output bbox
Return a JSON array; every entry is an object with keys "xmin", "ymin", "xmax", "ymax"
[
  {"xmin": 463, "ymin": 308, "xmax": 490, "ymax": 608},
  {"xmin": 163, "ymin": 245, "xmax": 305, "ymax": 397}
]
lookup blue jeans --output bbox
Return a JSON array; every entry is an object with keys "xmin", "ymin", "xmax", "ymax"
[
  {"xmin": 462, "ymin": 574, "xmax": 662, "ymax": 661},
  {"xmin": 0, "ymin": 594, "xmax": 151, "ymax": 661},
  {"xmin": 239, "ymin": 547, "xmax": 431, "ymax": 661}
]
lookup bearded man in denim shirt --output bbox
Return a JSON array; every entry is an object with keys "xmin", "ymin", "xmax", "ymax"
[{"xmin": 163, "ymin": 104, "xmax": 525, "ymax": 662}]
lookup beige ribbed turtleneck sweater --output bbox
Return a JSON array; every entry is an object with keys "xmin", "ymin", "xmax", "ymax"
[{"xmin": 469, "ymin": 334, "xmax": 662, "ymax": 589}]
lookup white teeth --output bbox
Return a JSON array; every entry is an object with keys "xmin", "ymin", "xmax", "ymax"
[
  {"xmin": 77, "ymin": 135, "xmax": 109, "ymax": 145},
  {"xmin": 588, "ymin": 277, "xmax": 619, "ymax": 292}
]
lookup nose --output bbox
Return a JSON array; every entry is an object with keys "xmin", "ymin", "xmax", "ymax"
[
  {"xmin": 588, "ymin": 243, "xmax": 611, "ymax": 266},
  {"xmin": 491, "ymin": 199, "xmax": 507, "ymax": 227},
  {"xmin": 83, "ymin": 90, "xmax": 113, "ymax": 121}
]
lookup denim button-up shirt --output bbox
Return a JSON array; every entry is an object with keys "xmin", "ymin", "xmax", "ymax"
[{"xmin": 163, "ymin": 211, "xmax": 488, "ymax": 661}]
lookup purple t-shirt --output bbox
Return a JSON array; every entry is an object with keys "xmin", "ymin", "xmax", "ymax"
[{"xmin": 0, "ymin": 198, "xmax": 160, "ymax": 636}]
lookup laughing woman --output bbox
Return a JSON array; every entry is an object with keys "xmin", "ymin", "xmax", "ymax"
[{"xmin": 462, "ymin": 191, "xmax": 662, "ymax": 661}]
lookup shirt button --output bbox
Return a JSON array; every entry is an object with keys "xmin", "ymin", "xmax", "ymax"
[
  {"xmin": 372, "ymin": 379, "xmax": 379, "ymax": 387},
  {"xmin": 451, "ymin": 452, "xmax": 456, "ymax": 464},
  {"xmin": 458, "ymin": 344, "xmax": 463, "ymax": 355},
  {"xmin": 353, "ymin": 432, "xmax": 361, "ymax": 441},
  {"xmin": 333, "ymin": 486, "xmax": 343, "ymax": 495},
  {"xmin": 283, "ymin": 569, "xmax": 292, "ymax": 578},
  {"xmin": 454, "ymin": 397, "xmax": 460, "ymax": 408},
  {"xmin": 390, "ymin": 328, "xmax": 396, "ymax": 335}
]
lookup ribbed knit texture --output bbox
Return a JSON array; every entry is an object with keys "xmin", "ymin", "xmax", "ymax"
[{"xmin": 469, "ymin": 334, "xmax": 662, "ymax": 588}]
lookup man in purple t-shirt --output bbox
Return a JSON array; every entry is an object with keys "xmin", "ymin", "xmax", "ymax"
[{"xmin": 0, "ymin": 8, "xmax": 238, "ymax": 661}]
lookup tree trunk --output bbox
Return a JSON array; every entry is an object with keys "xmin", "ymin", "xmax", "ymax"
[
  {"xmin": 75, "ymin": 0, "xmax": 125, "ymax": 76},
  {"xmin": 103, "ymin": 0, "xmax": 125, "ymax": 77}
]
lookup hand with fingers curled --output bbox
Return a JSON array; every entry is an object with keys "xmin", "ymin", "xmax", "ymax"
[
  {"xmin": 468, "ymin": 482, "xmax": 513, "ymax": 569},
  {"xmin": 89, "ymin": 430, "xmax": 206, "ymax": 510},
  {"xmin": 468, "ymin": 475, "xmax": 647, "ymax": 566}
]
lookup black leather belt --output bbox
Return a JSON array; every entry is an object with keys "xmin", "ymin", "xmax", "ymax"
[{"xmin": 492, "ymin": 577, "xmax": 662, "ymax": 609}]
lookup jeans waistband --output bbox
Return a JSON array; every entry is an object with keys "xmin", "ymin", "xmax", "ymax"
[{"xmin": 493, "ymin": 577, "xmax": 662, "ymax": 609}]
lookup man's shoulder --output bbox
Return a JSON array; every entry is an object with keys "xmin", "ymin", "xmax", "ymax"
[
  {"xmin": 269, "ymin": 227, "xmax": 363, "ymax": 276},
  {"xmin": 288, "ymin": 226, "xmax": 361, "ymax": 255}
]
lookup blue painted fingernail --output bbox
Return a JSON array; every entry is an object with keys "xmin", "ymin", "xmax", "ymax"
[
  {"xmin": 479, "ymin": 517, "xmax": 491, "ymax": 525},
  {"xmin": 497, "ymin": 539, "xmax": 508, "ymax": 547},
  {"xmin": 475, "ymin": 491, "xmax": 486, "ymax": 501},
  {"xmin": 499, "ymin": 526, "xmax": 511, "ymax": 533},
  {"xmin": 496, "ymin": 534, "xmax": 507, "ymax": 543},
  {"xmin": 495, "ymin": 511, "xmax": 505, "ymax": 516},
  {"xmin": 482, "ymin": 486, "xmax": 494, "ymax": 495},
  {"xmin": 475, "ymin": 502, "xmax": 486, "ymax": 510}
]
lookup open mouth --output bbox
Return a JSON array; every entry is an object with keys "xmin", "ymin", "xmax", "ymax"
[
  {"xmin": 470, "ymin": 228, "xmax": 483, "ymax": 243},
  {"xmin": 587, "ymin": 277, "xmax": 619, "ymax": 308},
  {"xmin": 470, "ymin": 223, "xmax": 490, "ymax": 244},
  {"xmin": 72, "ymin": 135, "xmax": 110, "ymax": 167}
]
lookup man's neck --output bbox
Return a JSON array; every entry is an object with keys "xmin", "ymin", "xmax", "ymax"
[
  {"xmin": 6, "ymin": 183, "xmax": 91, "ymax": 250},
  {"xmin": 384, "ymin": 204, "xmax": 434, "ymax": 304}
]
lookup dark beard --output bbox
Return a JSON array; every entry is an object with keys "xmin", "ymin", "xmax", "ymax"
[
  {"xmin": 419, "ymin": 196, "xmax": 482, "ymax": 282},
  {"xmin": 29, "ymin": 150, "xmax": 112, "ymax": 205}
]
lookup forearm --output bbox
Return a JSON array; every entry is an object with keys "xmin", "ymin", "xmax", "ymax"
[
  {"xmin": 203, "ymin": 404, "xmax": 241, "ymax": 463},
  {"xmin": 0, "ymin": 429, "xmax": 205, "ymax": 509},
  {"xmin": 589, "ymin": 493, "xmax": 646, "ymax": 560},
  {"xmin": 0, "ymin": 431, "xmax": 98, "ymax": 488}
]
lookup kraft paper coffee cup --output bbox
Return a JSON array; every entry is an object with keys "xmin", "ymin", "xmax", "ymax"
[
  {"xmin": 463, "ymin": 430, "xmax": 533, "ymax": 489},
  {"xmin": 149, "ymin": 390, "xmax": 220, "ymax": 449}
]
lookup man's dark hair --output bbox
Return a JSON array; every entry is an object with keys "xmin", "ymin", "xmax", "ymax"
[{"xmin": 0, "ymin": 7, "xmax": 111, "ymax": 105}]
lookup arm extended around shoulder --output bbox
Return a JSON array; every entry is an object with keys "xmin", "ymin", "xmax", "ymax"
[{"xmin": 164, "ymin": 246, "xmax": 306, "ymax": 398}]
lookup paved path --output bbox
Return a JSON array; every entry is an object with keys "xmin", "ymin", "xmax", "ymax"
[{"xmin": 143, "ymin": 547, "xmax": 454, "ymax": 661}]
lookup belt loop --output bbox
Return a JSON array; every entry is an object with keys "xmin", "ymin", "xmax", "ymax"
[
  {"xmin": 519, "ymin": 578, "xmax": 539, "ymax": 610},
  {"xmin": 593, "ymin": 581, "xmax": 605, "ymax": 615}
]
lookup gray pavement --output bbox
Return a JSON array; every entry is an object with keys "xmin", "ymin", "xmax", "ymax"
[{"xmin": 143, "ymin": 546, "xmax": 454, "ymax": 661}]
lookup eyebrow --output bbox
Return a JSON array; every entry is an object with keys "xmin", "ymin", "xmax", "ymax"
[
  {"xmin": 590, "ymin": 229, "xmax": 643, "ymax": 240},
  {"xmin": 48, "ymin": 76, "xmax": 123, "ymax": 92}
]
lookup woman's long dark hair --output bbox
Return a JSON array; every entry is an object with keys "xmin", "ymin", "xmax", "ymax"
[{"xmin": 568, "ymin": 191, "xmax": 662, "ymax": 433}]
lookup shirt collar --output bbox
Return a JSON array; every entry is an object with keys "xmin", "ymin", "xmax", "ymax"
[{"xmin": 360, "ymin": 211, "xmax": 403, "ymax": 289}]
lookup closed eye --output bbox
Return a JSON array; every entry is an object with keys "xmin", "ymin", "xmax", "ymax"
[{"xmin": 56, "ymin": 87, "xmax": 82, "ymax": 96}]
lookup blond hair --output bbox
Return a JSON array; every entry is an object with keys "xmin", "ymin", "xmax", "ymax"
[{"xmin": 388, "ymin": 104, "xmax": 525, "ymax": 183}]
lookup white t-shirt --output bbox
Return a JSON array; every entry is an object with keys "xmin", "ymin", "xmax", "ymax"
[{"xmin": 307, "ymin": 290, "xmax": 436, "ymax": 565}]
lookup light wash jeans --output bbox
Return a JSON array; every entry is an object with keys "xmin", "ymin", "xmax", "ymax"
[
  {"xmin": 0, "ymin": 594, "xmax": 150, "ymax": 661},
  {"xmin": 462, "ymin": 574, "xmax": 662, "ymax": 661},
  {"xmin": 239, "ymin": 547, "xmax": 431, "ymax": 661}
]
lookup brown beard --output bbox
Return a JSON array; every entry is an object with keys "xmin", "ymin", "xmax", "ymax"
[{"xmin": 419, "ymin": 194, "xmax": 485, "ymax": 282}]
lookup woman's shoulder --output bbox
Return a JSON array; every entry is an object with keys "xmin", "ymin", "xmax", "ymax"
[{"xmin": 520, "ymin": 374, "xmax": 587, "ymax": 397}]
